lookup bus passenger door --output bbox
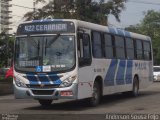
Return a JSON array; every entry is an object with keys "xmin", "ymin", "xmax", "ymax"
[{"xmin": 77, "ymin": 31, "xmax": 93, "ymax": 99}]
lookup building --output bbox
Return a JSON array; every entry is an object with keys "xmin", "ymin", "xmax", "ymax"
[{"xmin": 0, "ymin": 0, "xmax": 12, "ymax": 34}]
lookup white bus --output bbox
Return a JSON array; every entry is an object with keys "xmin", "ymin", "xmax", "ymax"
[{"xmin": 14, "ymin": 19, "xmax": 153, "ymax": 106}]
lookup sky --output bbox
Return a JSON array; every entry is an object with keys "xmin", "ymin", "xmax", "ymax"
[
  {"xmin": 108, "ymin": 0, "xmax": 160, "ymax": 28},
  {"xmin": 10, "ymin": 0, "xmax": 160, "ymax": 33}
]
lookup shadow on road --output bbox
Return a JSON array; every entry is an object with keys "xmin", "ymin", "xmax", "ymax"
[
  {"xmin": 24, "ymin": 89, "xmax": 160, "ymax": 111},
  {"xmin": 24, "ymin": 99, "xmax": 92, "ymax": 111}
]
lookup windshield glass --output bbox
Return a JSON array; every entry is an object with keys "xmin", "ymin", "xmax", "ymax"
[
  {"xmin": 15, "ymin": 35, "xmax": 75, "ymax": 72},
  {"xmin": 154, "ymin": 67, "xmax": 160, "ymax": 72}
]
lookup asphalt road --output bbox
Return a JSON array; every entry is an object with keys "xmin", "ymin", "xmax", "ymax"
[{"xmin": 1, "ymin": 82, "xmax": 160, "ymax": 120}]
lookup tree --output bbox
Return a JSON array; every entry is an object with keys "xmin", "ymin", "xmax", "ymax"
[
  {"xmin": 126, "ymin": 10, "xmax": 160, "ymax": 65},
  {"xmin": 0, "ymin": 33, "xmax": 14, "ymax": 67},
  {"xmin": 24, "ymin": 0, "xmax": 127, "ymax": 25}
]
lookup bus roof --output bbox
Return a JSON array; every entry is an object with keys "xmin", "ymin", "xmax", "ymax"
[
  {"xmin": 19, "ymin": 19, "xmax": 151, "ymax": 41},
  {"xmin": 76, "ymin": 20, "xmax": 151, "ymax": 41}
]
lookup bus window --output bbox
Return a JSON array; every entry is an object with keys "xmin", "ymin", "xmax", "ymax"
[
  {"xmin": 125, "ymin": 38, "xmax": 134, "ymax": 59},
  {"xmin": 92, "ymin": 31, "xmax": 103, "ymax": 58},
  {"xmin": 143, "ymin": 41, "xmax": 151, "ymax": 60},
  {"xmin": 104, "ymin": 34, "xmax": 113, "ymax": 58},
  {"xmin": 115, "ymin": 36, "xmax": 125, "ymax": 59},
  {"xmin": 136, "ymin": 40, "xmax": 143, "ymax": 60},
  {"xmin": 78, "ymin": 33, "xmax": 91, "ymax": 66}
]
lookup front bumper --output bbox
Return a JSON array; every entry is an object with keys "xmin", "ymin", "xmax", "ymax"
[{"xmin": 13, "ymin": 81, "xmax": 78, "ymax": 100}]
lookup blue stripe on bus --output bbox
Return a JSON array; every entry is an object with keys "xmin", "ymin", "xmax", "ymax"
[
  {"xmin": 116, "ymin": 60, "xmax": 126, "ymax": 85},
  {"xmin": 49, "ymin": 74, "xmax": 60, "ymax": 81},
  {"xmin": 125, "ymin": 60, "xmax": 133, "ymax": 84},
  {"xmin": 48, "ymin": 74, "xmax": 62, "ymax": 84},
  {"xmin": 108, "ymin": 28, "xmax": 132, "ymax": 38},
  {"xmin": 37, "ymin": 74, "xmax": 50, "ymax": 85},
  {"xmin": 108, "ymin": 27, "xmax": 116, "ymax": 34},
  {"xmin": 26, "ymin": 73, "xmax": 62, "ymax": 85},
  {"xmin": 54, "ymin": 79, "xmax": 62, "ymax": 84},
  {"xmin": 104, "ymin": 59, "xmax": 118, "ymax": 86},
  {"xmin": 124, "ymin": 31, "xmax": 131, "ymax": 38},
  {"xmin": 26, "ymin": 74, "xmax": 39, "ymax": 85},
  {"xmin": 117, "ymin": 29, "xmax": 124, "ymax": 36}
]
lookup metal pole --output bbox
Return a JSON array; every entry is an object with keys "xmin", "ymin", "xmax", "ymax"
[{"xmin": 33, "ymin": 0, "xmax": 36, "ymax": 19}]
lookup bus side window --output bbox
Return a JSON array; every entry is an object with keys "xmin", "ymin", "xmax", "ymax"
[
  {"xmin": 125, "ymin": 38, "xmax": 134, "ymax": 60},
  {"xmin": 92, "ymin": 31, "xmax": 103, "ymax": 58},
  {"xmin": 115, "ymin": 36, "xmax": 125, "ymax": 59},
  {"xmin": 136, "ymin": 39, "xmax": 143, "ymax": 60},
  {"xmin": 78, "ymin": 33, "xmax": 91, "ymax": 67},
  {"xmin": 104, "ymin": 34, "xmax": 113, "ymax": 58},
  {"xmin": 143, "ymin": 41, "xmax": 152, "ymax": 60}
]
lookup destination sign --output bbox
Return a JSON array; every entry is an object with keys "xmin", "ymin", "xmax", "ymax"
[
  {"xmin": 17, "ymin": 21, "xmax": 75, "ymax": 35},
  {"xmin": 25, "ymin": 24, "xmax": 67, "ymax": 32}
]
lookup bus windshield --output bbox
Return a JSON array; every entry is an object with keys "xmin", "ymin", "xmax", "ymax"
[{"xmin": 15, "ymin": 35, "xmax": 75, "ymax": 72}]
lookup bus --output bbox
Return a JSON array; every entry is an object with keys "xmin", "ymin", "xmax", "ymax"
[{"xmin": 14, "ymin": 19, "xmax": 153, "ymax": 106}]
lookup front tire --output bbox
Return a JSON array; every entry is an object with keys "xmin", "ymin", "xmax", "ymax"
[
  {"xmin": 38, "ymin": 100, "xmax": 52, "ymax": 106},
  {"xmin": 89, "ymin": 81, "xmax": 100, "ymax": 107}
]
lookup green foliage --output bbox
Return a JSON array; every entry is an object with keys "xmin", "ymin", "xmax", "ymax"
[
  {"xmin": 0, "ymin": 34, "xmax": 15, "ymax": 67},
  {"xmin": 24, "ymin": 0, "xmax": 127, "ymax": 25},
  {"xmin": 125, "ymin": 10, "xmax": 160, "ymax": 65},
  {"xmin": 0, "ymin": 77, "xmax": 13, "ymax": 83}
]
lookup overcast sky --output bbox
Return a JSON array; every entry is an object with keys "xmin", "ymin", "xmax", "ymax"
[
  {"xmin": 108, "ymin": 0, "xmax": 160, "ymax": 28},
  {"xmin": 10, "ymin": 0, "xmax": 160, "ymax": 33}
]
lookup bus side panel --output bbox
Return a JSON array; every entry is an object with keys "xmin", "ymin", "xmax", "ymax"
[
  {"xmin": 102, "ymin": 59, "xmax": 153, "ymax": 96},
  {"xmin": 133, "ymin": 60, "xmax": 153, "ymax": 89},
  {"xmin": 77, "ymin": 66, "xmax": 93, "ymax": 99},
  {"xmin": 103, "ymin": 59, "xmax": 133, "ymax": 95},
  {"xmin": 103, "ymin": 59, "xmax": 116, "ymax": 95}
]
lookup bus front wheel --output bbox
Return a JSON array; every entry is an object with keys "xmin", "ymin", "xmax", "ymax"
[
  {"xmin": 89, "ymin": 81, "xmax": 100, "ymax": 107},
  {"xmin": 38, "ymin": 100, "xmax": 53, "ymax": 106}
]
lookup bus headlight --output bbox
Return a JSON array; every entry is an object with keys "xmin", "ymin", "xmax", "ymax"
[
  {"xmin": 14, "ymin": 77, "xmax": 27, "ymax": 88},
  {"xmin": 60, "ymin": 75, "xmax": 77, "ymax": 88}
]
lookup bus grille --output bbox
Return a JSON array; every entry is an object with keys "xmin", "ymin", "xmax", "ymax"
[
  {"xmin": 32, "ymin": 90, "xmax": 54, "ymax": 95},
  {"xmin": 27, "ymin": 84, "xmax": 60, "ymax": 89}
]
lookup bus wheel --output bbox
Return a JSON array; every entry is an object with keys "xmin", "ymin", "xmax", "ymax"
[
  {"xmin": 89, "ymin": 81, "xmax": 100, "ymax": 107},
  {"xmin": 132, "ymin": 77, "xmax": 139, "ymax": 97},
  {"xmin": 38, "ymin": 100, "xmax": 52, "ymax": 106}
]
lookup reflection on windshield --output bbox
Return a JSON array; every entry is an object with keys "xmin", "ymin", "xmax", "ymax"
[{"xmin": 15, "ymin": 35, "xmax": 75, "ymax": 72}]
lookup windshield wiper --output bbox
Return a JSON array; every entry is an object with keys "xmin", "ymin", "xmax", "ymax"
[
  {"xmin": 45, "ymin": 34, "xmax": 60, "ymax": 56},
  {"xmin": 45, "ymin": 34, "xmax": 60, "ymax": 48},
  {"xmin": 45, "ymin": 39, "xmax": 48, "ymax": 56},
  {"xmin": 56, "ymin": 51, "xmax": 62, "ymax": 56}
]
